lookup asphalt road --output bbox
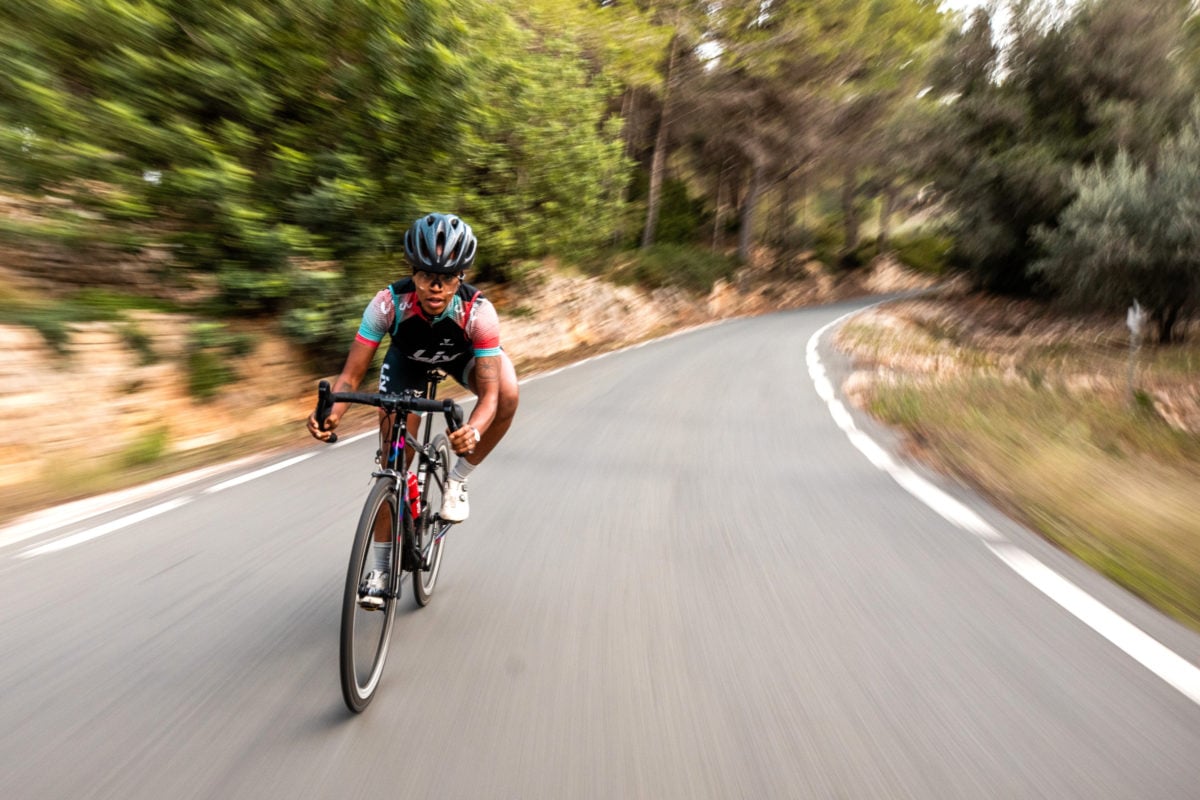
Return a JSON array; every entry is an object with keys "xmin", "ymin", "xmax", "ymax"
[{"xmin": 3, "ymin": 299, "xmax": 1199, "ymax": 799}]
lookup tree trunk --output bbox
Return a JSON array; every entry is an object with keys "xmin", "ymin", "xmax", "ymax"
[
  {"xmin": 798, "ymin": 171, "xmax": 808, "ymax": 233},
  {"xmin": 641, "ymin": 34, "xmax": 680, "ymax": 250},
  {"xmin": 841, "ymin": 166, "xmax": 860, "ymax": 256},
  {"xmin": 712, "ymin": 159, "xmax": 729, "ymax": 251},
  {"xmin": 877, "ymin": 184, "xmax": 897, "ymax": 251},
  {"xmin": 620, "ymin": 88, "xmax": 635, "ymax": 161},
  {"xmin": 738, "ymin": 160, "xmax": 764, "ymax": 263},
  {"xmin": 1155, "ymin": 303, "xmax": 1182, "ymax": 344},
  {"xmin": 780, "ymin": 177, "xmax": 794, "ymax": 248}
]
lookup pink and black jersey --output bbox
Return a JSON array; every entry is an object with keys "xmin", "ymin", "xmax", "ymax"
[{"xmin": 356, "ymin": 279, "xmax": 501, "ymax": 380}]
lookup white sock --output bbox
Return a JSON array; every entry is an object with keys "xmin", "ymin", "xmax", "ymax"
[
  {"xmin": 373, "ymin": 541, "xmax": 392, "ymax": 573},
  {"xmin": 451, "ymin": 458, "xmax": 477, "ymax": 482}
]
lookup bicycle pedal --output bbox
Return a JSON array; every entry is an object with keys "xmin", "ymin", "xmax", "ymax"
[{"xmin": 357, "ymin": 595, "xmax": 385, "ymax": 611}]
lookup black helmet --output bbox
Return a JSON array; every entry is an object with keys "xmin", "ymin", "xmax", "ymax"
[{"xmin": 403, "ymin": 213, "xmax": 477, "ymax": 274}]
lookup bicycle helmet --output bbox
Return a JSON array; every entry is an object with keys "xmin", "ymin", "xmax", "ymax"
[{"xmin": 403, "ymin": 213, "xmax": 477, "ymax": 274}]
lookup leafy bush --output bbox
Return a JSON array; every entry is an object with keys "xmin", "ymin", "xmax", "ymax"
[
  {"xmin": 186, "ymin": 321, "xmax": 255, "ymax": 401},
  {"xmin": 614, "ymin": 245, "xmax": 738, "ymax": 294},
  {"xmin": 0, "ymin": 304, "xmax": 75, "ymax": 354},
  {"xmin": 892, "ymin": 231, "xmax": 953, "ymax": 275},
  {"xmin": 1033, "ymin": 106, "xmax": 1200, "ymax": 343},
  {"xmin": 118, "ymin": 322, "xmax": 158, "ymax": 366},
  {"xmin": 120, "ymin": 427, "xmax": 169, "ymax": 468}
]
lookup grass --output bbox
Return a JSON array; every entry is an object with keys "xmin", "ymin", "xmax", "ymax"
[{"xmin": 841, "ymin": 301, "xmax": 1200, "ymax": 631}]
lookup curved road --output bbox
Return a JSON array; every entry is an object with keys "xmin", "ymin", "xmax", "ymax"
[{"xmin": 3, "ymin": 299, "xmax": 1199, "ymax": 799}]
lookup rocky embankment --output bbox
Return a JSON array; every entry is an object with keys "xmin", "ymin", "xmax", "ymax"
[{"xmin": 0, "ymin": 259, "xmax": 932, "ymax": 520}]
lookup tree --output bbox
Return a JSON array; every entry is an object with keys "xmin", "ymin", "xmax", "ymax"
[
  {"xmin": 1033, "ymin": 107, "xmax": 1200, "ymax": 343},
  {"xmin": 922, "ymin": 0, "xmax": 1195, "ymax": 293}
]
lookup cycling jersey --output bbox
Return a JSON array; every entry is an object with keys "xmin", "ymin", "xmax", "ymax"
[{"xmin": 356, "ymin": 278, "xmax": 502, "ymax": 393}]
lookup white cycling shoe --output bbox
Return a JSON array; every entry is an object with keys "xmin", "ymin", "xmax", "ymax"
[
  {"xmin": 440, "ymin": 479, "xmax": 469, "ymax": 523},
  {"xmin": 357, "ymin": 570, "xmax": 388, "ymax": 610}
]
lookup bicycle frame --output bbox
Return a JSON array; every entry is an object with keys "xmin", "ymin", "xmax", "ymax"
[
  {"xmin": 315, "ymin": 372, "xmax": 462, "ymax": 592},
  {"xmin": 372, "ymin": 373, "xmax": 452, "ymax": 577},
  {"xmin": 318, "ymin": 373, "xmax": 461, "ymax": 711}
]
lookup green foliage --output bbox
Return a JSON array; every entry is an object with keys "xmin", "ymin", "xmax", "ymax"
[
  {"xmin": 892, "ymin": 231, "xmax": 953, "ymax": 275},
  {"xmin": 626, "ymin": 171, "xmax": 707, "ymax": 246},
  {"xmin": 922, "ymin": 0, "xmax": 1194, "ymax": 294},
  {"xmin": 1033, "ymin": 105, "xmax": 1200, "ymax": 342},
  {"xmin": 0, "ymin": 0, "xmax": 639, "ymax": 345},
  {"xmin": 186, "ymin": 321, "xmax": 254, "ymax": 400},
  {"xmin": 457, "ymin": 10, "xmax": 631, "ymax": 277},
  {"xmin": 0, "ymin": 289, "xmax": 155, "ymax": 354},
  {"xmin": 0, "ymin": 303, "xmax": 74, "ymax": 354},
  {"xmin": 120, "ymin": 426, "xmax": 169, "ymax": 468},
  {"xmin": 281, "ymin": 284, "xmax": 368, "ymax": 367},
  {"xmin": 118, "ymin": 322, "xmax": 158, "ymax": 366},
  {"xmin": 613, "ymin": 244, "xmax": 738, "ymax": 294}
]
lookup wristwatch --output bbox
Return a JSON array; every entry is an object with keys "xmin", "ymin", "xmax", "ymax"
[{"xmin": 469, "ymin": 425, "xmax": 481, "ymax": 443}]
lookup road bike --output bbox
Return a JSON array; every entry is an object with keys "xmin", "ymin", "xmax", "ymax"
[{"xmin": 314, "ymin": 371, "xmax": 463, "ymax": 712}]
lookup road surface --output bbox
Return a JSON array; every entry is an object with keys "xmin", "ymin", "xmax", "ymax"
[{"xmin": 3, "ymin": 299, "xmax": 1199, "ymax": 799}]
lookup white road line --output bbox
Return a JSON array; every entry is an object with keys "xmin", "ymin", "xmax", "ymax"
[
  {"xmin": 203, "ymin": 453, "xmax": 315, "ymax": 494},
  {"xmin": 805, "ymin": 317, "xmax": 1002, "ymax": 542},
  {"xmin": 991, "ymin": 543, "xmax": 1200, "ymax": 706},
  {"xmin": 0, "ymin": 460, "xmax": 248, "ymax": 550},
  {"xmin": 18, "ymin": 497, "xmax": 191, "ymax": 559},
  {"xmin": 808, "ymin": 305, "xmax": 1200, "ymax": 708}
]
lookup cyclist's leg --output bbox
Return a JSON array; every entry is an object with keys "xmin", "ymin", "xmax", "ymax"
[
  {"xmin": 460, "ymin": 349, "xmax": 519, "ymax": 464},
  {"xmin": 378, "ymin": 344, "xmax": 427, "ymax": 469},
  {"xmin": 371, "ymin": 346, "xmax": 424, "ymax": 559}
]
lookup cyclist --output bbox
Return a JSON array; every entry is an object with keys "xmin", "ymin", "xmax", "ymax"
[{"xmin": 306, "ymin": 211, "xmax": 519, "ymax": 530}]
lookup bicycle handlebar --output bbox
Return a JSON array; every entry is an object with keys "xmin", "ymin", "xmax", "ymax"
[{"xmin": 314, "ymin": 380, "xmax": 463, "ymax": 445}]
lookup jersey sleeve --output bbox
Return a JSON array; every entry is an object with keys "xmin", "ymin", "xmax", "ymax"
[
  {"xmin": 466, "ymin": 296, "xmax": 502, "ymax": 357},
  {"xmin": 355, "ymin": 289, "xmax": 395, "ymax": 347}
]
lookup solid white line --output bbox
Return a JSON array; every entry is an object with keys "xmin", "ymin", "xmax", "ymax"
[
  {"xmin": 805, "ymin": 315, "xmax": 1002, "ymax": 542},
  {"xmin": 18, "ymin": 497, "xmax": 191, "ymax": 559},
  {"xmin": 991, "ymin": 543, "xmax": 1200, "ymax": 706},
  {"xmin": 0, "ymin": 460, "xmax": 250, "ymax": 550},
  {"xmin": 807, "ymin": 303, "xmax": 1200, "ymax": 708},
  {"xmin": 203, "ymin": 453, "xmax": 314, "ymax": 494}
]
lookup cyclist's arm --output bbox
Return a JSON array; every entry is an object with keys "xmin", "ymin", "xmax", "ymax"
[
  {"xmin": 450, "ymin": 353, "xmax": 499, "ymax": 455},
  {"xmin": 307, "ymin": 339, "xmax": 376, "ymax": 440}
]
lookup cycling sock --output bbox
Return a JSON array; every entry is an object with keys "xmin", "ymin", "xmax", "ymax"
[
  {"xmin": 450, "ymin": 458, "xmax": 476, "ymax": 482},
  {"xmin": 373, "ymin": 541, "xmax": 392, "ymax": 573}
]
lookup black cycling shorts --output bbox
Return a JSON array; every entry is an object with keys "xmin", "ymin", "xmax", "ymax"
[{"xmin": 378, "ymin": 341, "xmax": 474, "ymax": 397}]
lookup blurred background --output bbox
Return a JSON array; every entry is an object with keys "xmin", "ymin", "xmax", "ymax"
[{"xmin": 0, "ymin": 0, "xmax": 1197, "ymax": 628}]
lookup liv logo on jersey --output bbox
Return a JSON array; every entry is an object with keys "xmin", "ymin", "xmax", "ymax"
[{"xmin": 410, "ymin": 349, "xmax": 460, "ymax": 365}]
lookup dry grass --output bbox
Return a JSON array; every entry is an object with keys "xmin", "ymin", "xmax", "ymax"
[{"xmin": 838, "ymin": 292, "xmax": 1200, "ymax": 631}]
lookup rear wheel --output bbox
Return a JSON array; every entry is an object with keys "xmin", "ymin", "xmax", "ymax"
[
  {"xmin": 413, "ymin": 434, "xmax": 451, "ymax": 606},
  {"xmin": 340, "ymin": 478, "xmax": 399, "ymax": 712}
]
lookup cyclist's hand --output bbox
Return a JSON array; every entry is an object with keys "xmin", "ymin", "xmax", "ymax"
[
  {"xmin": 448, "ymin": 424, "xmax": 479, "ymax": 455},
  {"xmin": 307, "ymin": 411, "xmax": 339, "ymax": 442}
]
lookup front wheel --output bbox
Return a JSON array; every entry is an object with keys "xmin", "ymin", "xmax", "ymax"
[
  {"xmin": 413, "ymin": 434, "xmax": 451, "ymax": 606},
  {"xmin": 340, "ymin": 478, "xmax": 399, "ymax": 712}
]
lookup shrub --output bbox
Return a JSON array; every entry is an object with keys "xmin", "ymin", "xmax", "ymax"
[
  {"xmin": 185, "ymin": 322, "xmax": 255, "ymax": 401},
  {"xmin": 120, "ymin": 427, "xmax": 169, "ymax": 468},
  {"xmin": 616, "ymin": 245, "xmax": 739, "ymax": 294},
  {"xmin": 892, "ymin": 231, "xmax": 954, "ymax": 275}
]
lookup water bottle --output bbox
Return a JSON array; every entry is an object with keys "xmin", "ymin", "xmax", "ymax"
[{"xmin": 406, "ymin": 472, "xmax": 420, "ymax": 520}]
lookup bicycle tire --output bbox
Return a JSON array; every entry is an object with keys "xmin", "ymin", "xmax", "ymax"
[
  {"xmin": 412, "ymin": 434, "xmax": 451, "ymax": 606},
  {"xmin": 339, "ymin": 477, "xmax": 399, "ymax": 712}
]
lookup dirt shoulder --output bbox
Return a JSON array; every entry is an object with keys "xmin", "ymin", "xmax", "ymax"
[{"xmin": 836, "ymin": 286, "xmax": 1200, "ymax": 632}]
